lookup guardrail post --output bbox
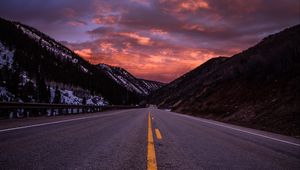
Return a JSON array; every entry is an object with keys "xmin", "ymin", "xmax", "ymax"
[
  {"xmin": 9, "ymin": 110, "xmax": 13, "ymax": 118},
  {"xmin": 19, "ymin": 109, "xmax": 25, "ymax": 118},
  {"xmin": 9, "ymin": 111, "xmax": 14, "ymax": 119}
]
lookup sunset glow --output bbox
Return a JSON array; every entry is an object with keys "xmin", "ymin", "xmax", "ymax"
[{"xmin": 0, "ymin": 0, "xmax": 299, "ymax": 82}]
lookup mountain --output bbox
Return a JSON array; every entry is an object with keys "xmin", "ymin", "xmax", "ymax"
[
  {"xmin": 0, "ymin": 17, "xmax": 163, "ymax": 105},
  {"xmin": 149, "ymin": 25, "xmax": 300, "ymax": 136},
  {"xmin": 97, "ymin": 63, "xmax": 164, "ymax": 96}
]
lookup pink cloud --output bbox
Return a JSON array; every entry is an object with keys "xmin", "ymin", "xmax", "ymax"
[
  {"xmin": 67, "ymin": 20, "xmax": 86, "ymax": 26},
  {"xmin": 93, "ymin": 15, "xmax": 119, "ymax": 25},
  {"xmin": 118, "ymin": 32, "xmax": 153, "ymax": 46}
]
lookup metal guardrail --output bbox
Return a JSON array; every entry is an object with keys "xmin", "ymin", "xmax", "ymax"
[{"xmin": 0, "ymin": 102, "xmax": 143, "ymax": 118}]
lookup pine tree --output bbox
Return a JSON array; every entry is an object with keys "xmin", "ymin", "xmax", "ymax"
[
  {"xmin": 7, "ymin": 67, "xmax": 21, "ymax": 100},
  {"xmin": 46, "ymin": 86, "xmax": 51, "ymax": 103},
  {"xmin": 82, "ymin": 97, "xmax": 87, "ymax": 105},
  {"xmin": 0, "ymin": 65, "xmax": 9, "ymax": 86},
  {"xmin": 21, "ymin": 81, "xmax": 35, "ymax": 102},
  {"xmin": 36, "ymin": 74, "xmax": 49, "ymax": 103},
  {"xmin": 53, "ymin": 86, "xmax": 61, "ymax": 104}
]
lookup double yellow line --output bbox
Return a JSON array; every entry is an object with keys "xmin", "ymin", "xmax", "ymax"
[{"xmin": 147, "ymin": 112, "xmax": 158, "ymax": 170}]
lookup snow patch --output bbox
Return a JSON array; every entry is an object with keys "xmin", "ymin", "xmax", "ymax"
[
  {"xmin": 20, "ymin": 71, "xmax": 31, "ymax": 85},
  {"xmin": 80, "ymin": 66, "xmax": 88, "ymax": 73},
  {"xmin": 60, "ymin": 89, "xmax": 82, "ymax": 104},
  {"xmin": 0, "ymin": 42, "xmax": 14, "ymax": 69},
  {"xmin": 49, "ymin": 87, "xmax": 107, "ymax": 105},
  {"xmin": 0, "ymin": 86, "xmax": 15, "ymax": 101},
  {"xmin": 18, "ymin": 25, "xmax": 41, "ymax": 41},
  {"xmin": 86, "ymin": 96, "xmax": 108, "ymax": 106}
]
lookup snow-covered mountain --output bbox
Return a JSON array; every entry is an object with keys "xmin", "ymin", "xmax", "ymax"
[
  {"xmin": 0, "ymin": 17, "xmax": 163, "ymax": 104},
  {"xmin": 97, "ymin": 64, "xmax": 164, "ymax": 96}
]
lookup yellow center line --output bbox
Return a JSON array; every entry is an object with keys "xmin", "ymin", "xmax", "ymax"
[
  {"xmin": 155, "ymin": 129, "xmax": 162, "ymax": 140},
  {"xmin": 147, "ymin": 112, "xmax": 158, "ymax": 170}
]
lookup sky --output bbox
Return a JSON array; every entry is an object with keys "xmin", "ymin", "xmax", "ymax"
[{"xmin": 0, "ymin": 0, "xmax": 299, "ymax": 82}]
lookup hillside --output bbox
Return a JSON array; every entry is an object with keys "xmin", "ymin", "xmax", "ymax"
[
  {"xmin": 149, "ymin": 25, "xmax": 300, "ymax": 136},
  {"xmin": 0, "ymin": 17, "xmax": 163, "ymax": 105}
]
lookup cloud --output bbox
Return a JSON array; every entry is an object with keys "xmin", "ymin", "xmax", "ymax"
[
  {"xmin": 74, "ymin": 48, "xmax": 93, "ymax": 59},
  {"xmin": 160, "ymin": 0, "xmax": 210, "ymax": 13},
  {"xmin": 67, "ymin": 20, "xmax": 87, "ymax": 26},
  {"xmin": 1, "ymin": 0, "xmax": 299, "ymax": 82},
  {"xmin": 93, "ymin": 14, "xmax": 120, "ymax": 24},
  {"xmin": 150, "ymin": 28, "xmax": 168, "ymax": 35},
  {"xmin": 65, "ymin": 31, "xmax": 218, "ymax": 82},
  {"xmin": 129, "ymin": 0, "xmax": 152, "ymax": 7},
  {"xmin": 118, "ymin": 32, "xmax": 153, "ymax": 46}
]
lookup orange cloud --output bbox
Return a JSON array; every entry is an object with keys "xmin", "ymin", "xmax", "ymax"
[
  {"xmin": 179, "ymin": 0, "xmax": 210, "ymax": 12},
  {"xmin": 134, "ymin": 48, "xmax": 216, "ymax": 82},
  {"xmin": 99, "ymin": 42, "xmax": 118, "ymax": 53},
  {"xmin": 93, "ymin": 15, "xmax": 118, "ymax": 25},
  {"xmin": 119, "ymin": 32, "xmax": 152, "ymax": 45},
  {"xmin": 89, "ymin": 44, "xmax": 217, "ymax": 82},
  {"xmin": 182, "ymin": 24, "xmax": 205, "ymax": 31},
  {"xmin": 74, "ymin": 48, "xmax": 93, "ymax": 59},
  {"xmin": 150, "ymin": 28, "xmax": 168, "ymax": 35},
  {"xmin": 69, "ymin": 31, "xmax": 224, "ymax": 82},
  {"xmin": 160, "ymin": 0, "xmax": 210, "ymax": 13}
]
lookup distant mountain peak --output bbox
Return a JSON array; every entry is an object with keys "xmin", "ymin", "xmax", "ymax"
[{"xmin": 96, "ymin": 63, "xmax": 164, "ymax": 96}]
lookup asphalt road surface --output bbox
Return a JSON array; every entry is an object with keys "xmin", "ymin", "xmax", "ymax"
[{"xmin": 0, "ymin": 107, "xmax": 299, "ymax": 170}]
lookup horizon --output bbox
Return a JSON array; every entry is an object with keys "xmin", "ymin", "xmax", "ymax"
[{"xmin": 0, "ymin": 0, "xmax": 299, "ymax": 83}]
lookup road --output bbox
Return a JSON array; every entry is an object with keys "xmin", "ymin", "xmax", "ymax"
[{"xmin": 0, "ymin": 108, "xmax": 299, "ymax": 170}]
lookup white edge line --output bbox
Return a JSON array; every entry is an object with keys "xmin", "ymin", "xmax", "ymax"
[
  {"xmin": 167, "ymin": 111, "xmax": 300, "ymax": 147},
  {"xmin": 197, "ymin": 119, "xmax": 300, "ymax": 147},
  {"xmin": 0, "ymin": 109, "xmax": 136, "ymax": 133}
]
